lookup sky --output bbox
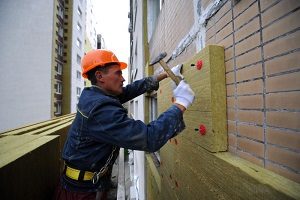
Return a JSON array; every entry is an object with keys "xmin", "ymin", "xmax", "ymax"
[{"xmin": 93, "ymin": 0, "xmax": 130, "ymax": 84}]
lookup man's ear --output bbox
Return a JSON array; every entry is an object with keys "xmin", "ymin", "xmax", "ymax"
[{"xmin": 95, "ymin": 71, "xmax": 102, "ymax": 80}]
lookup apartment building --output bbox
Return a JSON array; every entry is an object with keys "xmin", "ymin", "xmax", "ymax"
[
  {"xmin": 0, "ymin": 0, "xmax": 91, "ymax": 132},
  {"xmin": 128, "ymin": 0, "xmax": 300, "ymax": 199},
  {"xmin": 62, "ymin": 0, "xmax": 86, "ymax": 114}
]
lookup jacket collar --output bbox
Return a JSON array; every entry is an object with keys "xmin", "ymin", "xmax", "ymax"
[{"xmin": 90, "ymin": 85, "xmax": 118, "ymax": 99}]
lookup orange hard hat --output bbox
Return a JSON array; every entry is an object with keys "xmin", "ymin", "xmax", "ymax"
[{"xmin": 81, "ymin": 49, "xmax": 127, "ymax": 78}]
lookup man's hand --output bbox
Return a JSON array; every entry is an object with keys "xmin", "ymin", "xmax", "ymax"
[{"xmin": 173, "ymin": 80, "xmax": 195, "ymax": 110}]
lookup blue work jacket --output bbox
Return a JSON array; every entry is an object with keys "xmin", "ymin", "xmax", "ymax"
[{"xmin": 61, "ymin": 76, "xmax": 185, "ymax": 192}]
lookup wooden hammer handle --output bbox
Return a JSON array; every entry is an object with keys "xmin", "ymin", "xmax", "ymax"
[{"xmin": 159, "ymin": 60, "xmax": 181, "ymax": 85}]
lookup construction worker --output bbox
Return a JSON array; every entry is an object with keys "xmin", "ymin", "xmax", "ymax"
[{"xmin": 53, "ymin": 49, "xmax": 195, "ymax": 200}]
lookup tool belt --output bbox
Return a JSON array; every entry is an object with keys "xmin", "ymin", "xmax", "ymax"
[{"xmin": 64, "ymin": 146, "xmax": 119, "ymax": 184}]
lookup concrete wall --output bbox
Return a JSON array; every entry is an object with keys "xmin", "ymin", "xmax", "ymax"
[{"xmin": 0, "ymin": 0, "xmax": 53, "ymax": 132}]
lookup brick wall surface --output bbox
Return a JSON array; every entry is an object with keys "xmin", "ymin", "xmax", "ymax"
[
  {"xmin": 148, "ymin": 0, "xmax": 300, "ymax": 189},
  {"xmin": 206, "ymin": 0, "xmax": 300, "ymax": 183},
  {"xmin": 149, "ymin": 0, "xmax": 195, "ymax": 68}
]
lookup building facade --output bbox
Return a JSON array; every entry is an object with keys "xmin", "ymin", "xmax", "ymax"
[
  {"xmin": 0, "ymin": 0, "xmax": 95, "ymax": 132},
  {"xmin": 62, "ymin": 0, "xmax": 87, "ymax": 114},
  {"xmin": 128, "ymin": 0, "xmax": 300, "ymax": 199}
]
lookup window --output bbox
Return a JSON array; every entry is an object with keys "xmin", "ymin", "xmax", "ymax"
[
  {"xmin": 160, "ymin": 0, "xmax": 164, "ymax": 10},
  {"xmin": 76, "ymin": 22, "xmax": 82, "ymax": 32},
  {"xmin": 58, "ymin": 44, "xmax": 63, "ymax": 56},
  {"xmin": 76, "ymin": 38, "xmax": 82, "ymax": 48},
  {"xmin": 147, "ymin": 0, "xmax": 163, "ymax": 40},
  {"xmin": 76, "ymin": 70, "xmax": 81, "ymax": 79},
  {"xmin": 54, "ymin": 102, "xmax": 62, "ymax": 115},
  {"xmin": 56, "ymin": 63, "xmax": 63, "ymax": 75},
  {"xmin": 77, "ymin": 54, "xmax": 81, "ymax": 64},
  {"xmin": 150, "ymin": 95, "xmax": 157, "ymax": 121},
  {"xmin": 58, "ymin": 24, "xmax": 63, "ymax": 37},
  {"xmin": 76, "ymin": 87, "xmax": 81, "ymax": 96},
  {"xmin": 129, "ymin": 100, "xmax": 134, "ymax": 118},
  {"xmin": 55, "ymin": 82, "xmax": 62, "ymax": 94},
  {"xmin": 77, "ymin": 7, "xmax": 82, "ymax": 17},
  {"xmin": 57, "ymin": 5, "xmax": 64, "ymax": 18}
]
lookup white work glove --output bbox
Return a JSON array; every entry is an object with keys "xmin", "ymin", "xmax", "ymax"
[
  {"xmin": 173, "ymin": 80, "xmax": 195, "ymax": 109},
  {"xmin": 171, "ymin": 64, "xmax": 184, "ymax": 79},
  {"xmin": 169, "ymin": 64, "xmax": 184, "ymax": 89}
]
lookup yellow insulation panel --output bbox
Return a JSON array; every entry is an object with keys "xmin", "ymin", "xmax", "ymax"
[{"xmin": 158, "ymin": 45, "xmax": 227, "ymax": 152}]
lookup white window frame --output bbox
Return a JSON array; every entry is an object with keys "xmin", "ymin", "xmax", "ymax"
[
  {"xmin": 76, "ymin": 22, "xmax": 82, "ymax": 32},
  {"xmin": 58, "ymin": 24, "xmax": 63, "ymax": 37},
  {"xmin": 56, "ymin": 63, "xmax": 62, "ymax": 75},
  {"xmin": 76, "ymin": 87, "xmax": 82, "ymax": 97},
  {"xmin": 58, "ymin": 44, "xmax": 63, "ymax": 56},
  {"xmin": 77, "ymin": 54, "xmax": 81, "ymax": 64},
  {"xmin": 58, "ymin": 5, "xmax": 64, "ymax": 18},
  {"xmin": 76, "ymin": 38, "xmax": 82, "ymax": 49},
  {"xmin": 55, "ymin": 102, "xmax": 62, "ymax": 115},
  {"xmin": 77, "ymin": 6, "xmax": 82, "ymax": 17},
  {"xmin": 56, "ymin": 82, "xmax": 62, "ymax": 94},
  {"xmin": 76, "ymin": 70, "xmax": 81, "ymax": 80}
]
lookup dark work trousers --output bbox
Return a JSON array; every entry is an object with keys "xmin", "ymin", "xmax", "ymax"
[{"xmin": 53, "ymin": 181, "xmax": 108, "ymax": 200}]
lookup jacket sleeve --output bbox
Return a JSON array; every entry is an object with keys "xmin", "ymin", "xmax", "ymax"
[
  {"xmin": 117, "ymin": 76, "xmax": 159, "ymax": 104},
  {"xmin": 89, "ymin": 100, "xmax": 185, "ymax": 152}
]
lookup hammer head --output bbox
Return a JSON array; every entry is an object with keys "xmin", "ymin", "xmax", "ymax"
[{"xmin": 149, "ymin": 52, "xmax": 167, "ymax": 66}]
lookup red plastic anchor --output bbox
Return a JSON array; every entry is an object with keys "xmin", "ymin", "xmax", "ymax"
[
  {"xmin": 199, "ymin": 124, "xmax": 206, "ymax": 135},
  {"xmin": 196, "ymin": 60, "xmax": 203, "ymax": 70}
]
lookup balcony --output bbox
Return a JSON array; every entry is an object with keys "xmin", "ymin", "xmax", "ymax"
[{"xmin": 0, "ymin": 114, "xmax": 129, "ymax": 199}]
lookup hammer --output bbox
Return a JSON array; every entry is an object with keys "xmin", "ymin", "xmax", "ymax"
[{"xmin": 149, "ymin": 52, "xmax": 182, "ymax": 85}]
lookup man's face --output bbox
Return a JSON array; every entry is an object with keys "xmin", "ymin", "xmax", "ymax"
[{"xmin": 98, "ymin": 64, "xmax": 125, "ymax": 96}]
